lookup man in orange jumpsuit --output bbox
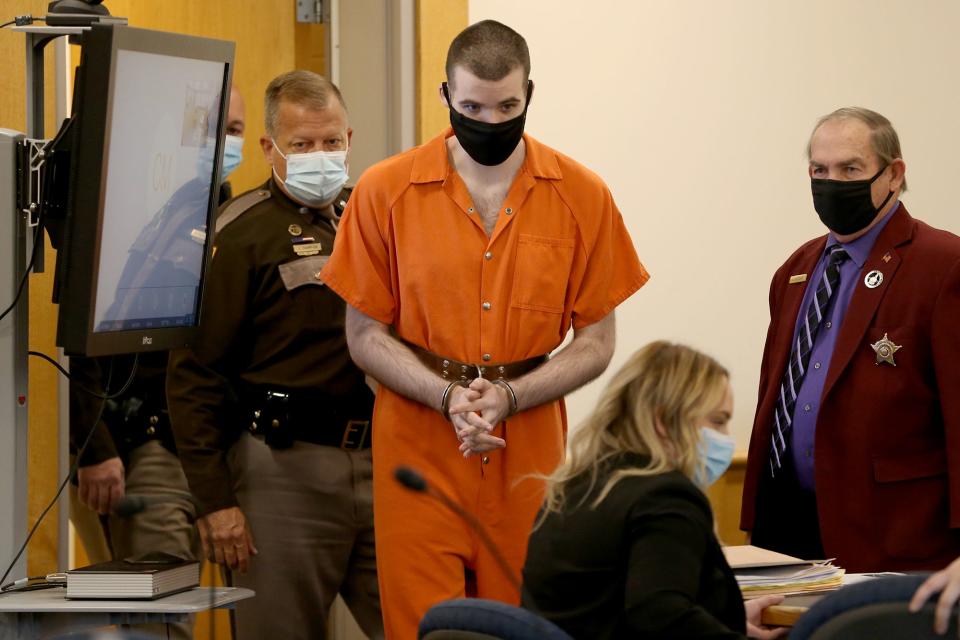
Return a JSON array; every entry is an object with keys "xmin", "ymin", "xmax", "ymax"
[{"xmin": 321, "ymin": 19, "xmax": 649, "ymax": 638}]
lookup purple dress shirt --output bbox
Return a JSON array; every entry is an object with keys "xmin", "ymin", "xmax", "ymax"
[{"xmin": 788, "ymin": 202, "xmax": 900, "ymax": 491}]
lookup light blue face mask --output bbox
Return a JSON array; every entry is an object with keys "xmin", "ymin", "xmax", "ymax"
[
  {"xmin": 272, "ymin": 139, "xmax": 349, "ymax": 208},
  {"xmin": 221, "ymin": 135, "xmax": 244, "ymax": 181},
  {"xmin": 696, "ymin": 426, "xmax": 736, "ymax": 487}
]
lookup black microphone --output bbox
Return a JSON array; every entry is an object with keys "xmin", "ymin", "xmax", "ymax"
[
  {"xmin": 113, "ymin": 493, "xmax": 199, "ymax": 520},
  {"xmin": 394, "ymin": 465, "xmax": 428, "ymax": 493},
  {"xmin": 393, "ymin": 465, "xmax": 521, "ymax": 591}
]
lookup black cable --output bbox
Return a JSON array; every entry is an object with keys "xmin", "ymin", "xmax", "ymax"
[
  {"xmin": 0, "ymin": 211, "xmax": 45, "ymax": 324},
  {"xmin": 28, "ymin": 351, "xmax": 139, "ymax": 400},
  {"xmin": 0, "ymin": 15, "xmax": 46, "ymax": 28},
  {"xmin": 0, "ymin": 353, "xmax": 139, "ymax": 587},
  {"xmin": 2, "ymin": 581, "xmax": 60, "ymax": 593},
  {"xmin": 0, "ymin": 575, "xmax": 45, "ymax": 592},
  {"xmin": 0, "ymin": 575, "xmax": 62, "ymax": 595}
]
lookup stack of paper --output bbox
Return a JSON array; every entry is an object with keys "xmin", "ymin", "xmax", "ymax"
[
  {"xmin": 734, "ymin": 562, "xmax": 845, "ymax": 598},
  {"xmin": 723, "ymin": 545, "xmax": 845, "ymax": 598}
]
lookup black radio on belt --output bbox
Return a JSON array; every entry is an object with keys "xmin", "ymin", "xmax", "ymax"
[{"xmin": 253, "ymin": 391, "xmax": 295, "ymax": 449}]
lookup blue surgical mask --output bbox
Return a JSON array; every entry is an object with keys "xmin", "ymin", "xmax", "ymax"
[
  {"xmin": 272, "ymin": 139, "xmax": 349, "ymax": 208},
  {"xmin": 195, "ymin": 142, "xmax": 216, "ymax": 182},
  {"xmin": 221, "ymin": 135, "xmax": 244, "ymax": 181},
  {"xmin": 696, "ymin": 426, "xmax": 736, "ymax": 486}
]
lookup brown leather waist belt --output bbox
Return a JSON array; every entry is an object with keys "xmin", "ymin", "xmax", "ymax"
[{"xmin": 405, "ymin": 342, "xmax": 547, "ymax": 381}]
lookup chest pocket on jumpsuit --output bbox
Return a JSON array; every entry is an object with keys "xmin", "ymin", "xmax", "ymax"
[
  {"xmin": 511, "ymin": 234, "xmax": 576, "ymax": 313},
  {"xmin": 278, "ymin": 254, "xmax": 341, "ymax": 330}
]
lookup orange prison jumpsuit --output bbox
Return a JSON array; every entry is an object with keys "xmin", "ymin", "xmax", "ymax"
[{"xmin": 322, "ymin": 129, "xmax": 649, "ymax": 639}]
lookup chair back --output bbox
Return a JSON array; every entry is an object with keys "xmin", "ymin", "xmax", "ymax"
[
  {"xmin": 418, "ymin": 598, "xmax": 574, "ymax": 640},
  {"xmin": 791, "ymin": 574, "xmax": 959, "ymax": 640}
]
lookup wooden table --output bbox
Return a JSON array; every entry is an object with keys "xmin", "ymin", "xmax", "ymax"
[
  {"xmin": 757, "ymin": 574, "xmax": 890, "ymax": 627},
  {"xmin": 761, "ymin": 593, "xmax": 825, "ymax": 626}
]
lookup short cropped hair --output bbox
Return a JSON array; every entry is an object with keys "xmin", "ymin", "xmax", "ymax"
[
  {"xmin": 807, "ymin": 106, "xmax": 907, "ymax": 191},
  {"xmin": 264, "ymin": 70, "xmax": 347, "ymax": 137},
  {"xmin": 445, "ymin": 20, "xmax": 530, "ymax": 86}
]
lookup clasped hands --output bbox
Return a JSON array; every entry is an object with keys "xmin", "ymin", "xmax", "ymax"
[{"xmin": 447, "ymin": 377, "xmax": 512, "ymax": 457}]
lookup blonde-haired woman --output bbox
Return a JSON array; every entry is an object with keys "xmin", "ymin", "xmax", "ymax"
[{"xmin": 521, "ymin": 341, "xmax": 786, "ymax": 639}]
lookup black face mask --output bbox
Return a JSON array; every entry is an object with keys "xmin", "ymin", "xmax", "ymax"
[
  {"xmin": 811, "ymin": 166, "xmax": 895, "ymax": 236},
  {"xmin": 443, "ymin": 81, "xmax": 533, "ymax": 166}
]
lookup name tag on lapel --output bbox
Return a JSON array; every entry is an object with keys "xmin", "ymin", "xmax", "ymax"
[{"xmin": 788, "ymin": 274, "xmax": 807, "ymax": 284}]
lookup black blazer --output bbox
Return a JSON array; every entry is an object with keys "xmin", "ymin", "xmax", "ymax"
[{"xmin": 521, "ymin": 454, "xmax": 747, "ymax": 639}]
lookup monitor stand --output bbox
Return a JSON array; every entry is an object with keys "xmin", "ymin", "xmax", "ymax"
[{"xmin": 0, "ymin": 23, "xmax": 95, "ymax": 584}]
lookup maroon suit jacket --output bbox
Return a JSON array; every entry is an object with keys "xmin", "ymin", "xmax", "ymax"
[{"xmin": 741, "ymin": 205, "xmax": 960, "ymax": 571}]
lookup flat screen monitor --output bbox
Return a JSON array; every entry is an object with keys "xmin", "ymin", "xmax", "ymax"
[{"xmin": 53, "ymin": 24, "xmax": 234, "ymax": 356}]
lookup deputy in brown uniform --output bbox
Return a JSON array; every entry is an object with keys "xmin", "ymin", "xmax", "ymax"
[{"xmin": 166, "ymin": 71, "xmax": 382, "ymax": 640}]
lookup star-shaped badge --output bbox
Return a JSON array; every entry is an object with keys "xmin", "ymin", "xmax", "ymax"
[{"xmin": 870, "ymin": 333, "xmax": 902, "ymax": 366}]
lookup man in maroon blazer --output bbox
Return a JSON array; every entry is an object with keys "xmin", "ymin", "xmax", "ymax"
[{"xmin": 741, "ymin": 107, "xmax": 960, "ymax": 572}]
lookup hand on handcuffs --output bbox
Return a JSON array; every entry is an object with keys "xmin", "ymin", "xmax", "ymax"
[{"xmin": 443, "ymin": 373, "xmax": 518, "ymax": 458}]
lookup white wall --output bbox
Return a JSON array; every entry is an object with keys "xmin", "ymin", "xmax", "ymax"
[{"xmin": 469, "ymin": 0, "xmax": 960, "ymax": 448}]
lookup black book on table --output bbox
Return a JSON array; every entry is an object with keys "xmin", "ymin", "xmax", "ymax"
[{"xmin": 66, "ymin": 556, "xmax": 200, "ymax": 600}]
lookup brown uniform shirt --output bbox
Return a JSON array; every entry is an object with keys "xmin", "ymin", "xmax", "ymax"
[{"xmin": 166, "ymin": 178, "xmax": 365, "ymax": 514}]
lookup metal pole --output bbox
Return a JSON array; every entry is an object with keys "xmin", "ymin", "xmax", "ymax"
[{"xmin": 0, "ymin": 128, "xmax": 29, "ymax": 585}]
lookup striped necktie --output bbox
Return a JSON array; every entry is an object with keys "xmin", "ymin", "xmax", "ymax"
[{"xmin": 769, "ymin": 245, "xmax": 849, "ymax": 477}]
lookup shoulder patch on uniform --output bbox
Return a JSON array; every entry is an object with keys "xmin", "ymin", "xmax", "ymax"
[{"xmin": 215, "ymin": 188, "xmax": 272, "ymax": 234}]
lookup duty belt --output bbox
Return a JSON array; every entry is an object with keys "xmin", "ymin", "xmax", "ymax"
[
  {"xmin": 103, "ymin": 399, "xmax": 177, "ymax": 456},
  {"xmin": 405, "ymin": 342, "xmax": 547, "ymax": 381},
  {"xmin": 245, "ymin": 386, "xmax": 373, "ymax": 451}
]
